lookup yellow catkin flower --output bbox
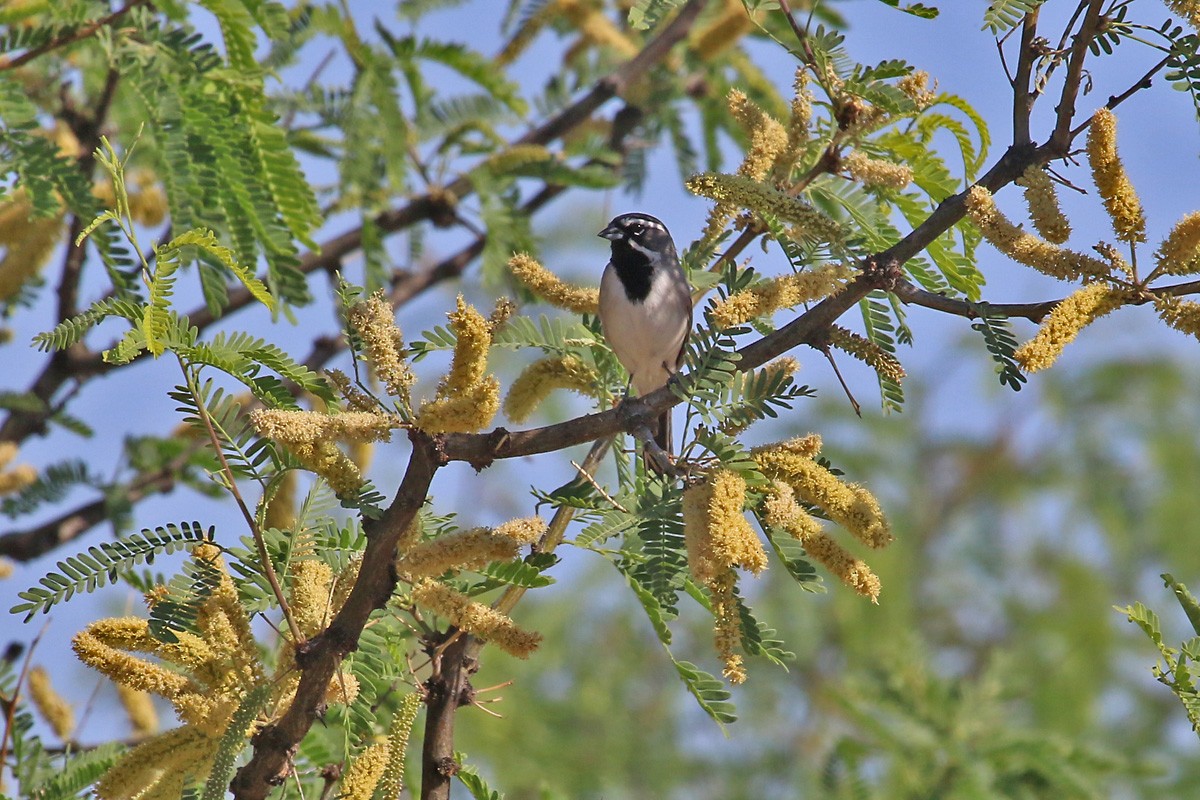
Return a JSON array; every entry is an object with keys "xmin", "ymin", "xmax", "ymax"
[
  {"xmin": 1087, "ymin": 108, "xmax": 1146, "ymax": 244},
  {"xmin": 827, "ymin": 325, "xmax": 906, "ymax": 383},
  {"xmin": 346, "ymin": 291, "xmax": 416, "ymax": 401},
  {"xmin": 489, "ymin": 296, "xmax": 518, "ymax": 331},
  {"xmin": 413, "ymin": 377, "xmax": 501, "ymax": 434},
  {"xmin": 0, "ymin": 441, "xmax": 36, "ymax": 496},
  {"xmin": 754, "ymin": 447, "xmax": 892, "ymax": 549},
  {"xmin": 251, "ymin": 409, "xmax": 396, "ymax": 445},
  {"xmin": 782, "ymin": 68, "xmax": 814, "ymax": 169},
  {"xmin": 1016, "ymin": 165, "xmax": 1071, "ymax": 244},
  {"xmin": 1013, "ymin": 282, "xmax": 1125, "ymax": 373},
  {"xmin": 729, "ymin": 89, "xmax": 789, "ymax": 181},
  {"xmin": 441, "ymin": 297, "xmax": 491, "ymax": 394},
  {"xmin": 1164, "ymin": 0, "xmax": 1200, "ymax": 31},
  {"xmin": 897, "ymin": 70, "xmax": 936, "ymax": 110},
  {"xmin": 690, "ymin": 0, "xmax": 754, "ymax": 60},
  {"xmin": 803, "ymin": 531, "xmax": 881, "ymax": 602},
  {"xmin": 508, "ymin": 253, "xmax": 600, "ymax": 314},
  {"xmin": 753, "ymin": 433, "xmax": 823, "ymax": 459},
  {"xmin": 709, "ymin": 572, "xmax": 746, "ymax": 684},
  {"xmin": 340, "ymin": 743, "xmax": 390, "ymax": 800},
  {"xmin": 843, "ymin": 151, "xmax": 913, "ymax": 190},
  {"xmin": 295, "ymin": 439, "xmax": 363, "ymax": 496},
  {"xmin": 331, "ymin": 556, "xmax": 362, "ymax": 617},
  {"xmin": 27, "ymin": 666, "xmax": 75, "ymax": 740},
  {"xmin": 760, "ymin": 480, "xmax": 822, "ymax": 540},
  {"xmin": 558, "ymin": 0, "xmax": 639, "ymax": 58},
  {"xmin": 73, "ymin": 618, "xmax": 199, "ymax": 700},
  {"xmin": 688, "ymin": 173, "xmax": 843, "ymax": 244},
  {"xmin": 480, "ymin": 144, "xmax": 555, "ymax": 177},
  {"xmin": 263, "ymin": 469, "xmax": 296, "ymax": 532},
  {"xmin": 290, "ymin": 559, "xmax": 334, "ymax": 637},
  {"xmin": 326, "ymin": 671, "xmax": 360, "ymax": 706},
  {"xmin": 412, "ymin": 579, "xmax": 542, "ymax": 658},
  {"xmin": 397, "ymin": 527, "xmax": 523, "ymax": 579},
  {"xmin": 1155, "ymin": 211, "xmax": 1200, "ymax": 276},
  {"xmin": 504, "ymin": 355, "xmax": 601, "ymax": 423},
  {"xmin": 682, "ymin": 470, "xmax": 769, "ymax": 587},
  {"xmin": 326, "ymin": 369, "xmax": 377, "ymax": 412},
  {"xmin": 116, "ymin": 684, "xmax": 159, "ymax": 739},
  {"xmin": 708, "ymin": 264, "xmax": 852, "ymax": 329},
  {"xmin": 377, "ymin": 693, "xmax": 422, "ymax": 800},
  {"xmin": 1156, "ymin": 296, "xmax": 1200, "ymax": 341},
  {"xmin": 0, "ymin": 558, "xmax": 12, "ymax": 579},
  {"xmin": 128, "ymin": 170, "xmax": 168, "ymax": 228},
  {"xmin": 964, "ymin": 186, "xmax": 1110, "ymax": 280},
  {"xmin": 96, "ymin": 725, "xmax": 215, "ymax": 800},
  {"xmin": 0, "ymin": 190, "xmax": 64, "ymax": 301}
]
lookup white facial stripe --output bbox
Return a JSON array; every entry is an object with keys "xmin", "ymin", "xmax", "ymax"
[{"xmin": 628, "ymin": 238, "xmax": 656, "ymax": 257}]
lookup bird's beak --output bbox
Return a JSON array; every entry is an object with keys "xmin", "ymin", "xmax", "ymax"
[{"xmin": 598, "ymin": 225, "xmax": 621, "ymax": 241}]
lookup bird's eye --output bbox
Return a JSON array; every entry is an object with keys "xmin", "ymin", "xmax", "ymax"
[{"xmin": 629, "ymin": 223, "xmax": 644, "ymax": 235}]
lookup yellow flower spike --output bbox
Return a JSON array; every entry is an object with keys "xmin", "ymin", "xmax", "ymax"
[
  {"xmin": 803, "ymin": 531, "xmax": 881, "ymax": 602},
  {"xmin": 0, "ymin": 190, "xmax": 64, "ymax": 302},
  {"xmin": 682, "ymin": 470, "xmax": 769, "ymax": 588},
  {"xmin": 413, "ymin": 377, "xmax": 501, "ymax": 434},
  {"xmin": 1016, "ymin": 166, "xmax": 1071, "ymax": 245},
  {"xmin": 116, "ymin": 684, "xmax": 159, "ymax": 739},
  {"xmin": 73, "ymin": 618, "xmax": 203, "ymax": 700},
  {"xmin": 377, "ymin": 693, "xmax": 423, "ymax": 800},
  {"xmin": 412, "ymin": 579, "xmax": 542, "ymax": 658},
  {"xmin": 480, "ymin": 144, "xmax": 555, "ymax": 177},
  {"xmin": 1155, "ymin": 211, "xmax": 1200, "ymax": 276},
  {"xmin": 1087, "ymin": 108, "xmax": 1146, "ymax": 244},
  {"xmin": 330, "ymin": 555, "xmax": 362, "ymax": 617},
  {"xmin": 728, "ymin": 89, "xmax": 789, "ymax": 181},
  {"xmin": 1094, "ymin": 241, "xmax": 1133, "ymax": 279},
  {"xmin": 190, "ymin": 544, "xmax": 263, "ymax": 690},
  {"xmin": 494, "ymin": 516, "xmax": 547, "ymax": 544},
  {"xmin": 786, "ymin": 68, "xmax": 814, "ymax": 159},
  {"xmin": 489, "ymin": 296, "xmax": 518, "ymax": 332},
  {"xmin": 251, "ymin": 409, "xmax": 398, "ymax": 446},
  {"xmin": 290, "ymin": 559, "xmax": 334, "ymax": 638},
  {"xmin": 326, "ymin": 368, "xmax": 377, "ymax": 412},
  {"xmin": 414, "ymin": 296, "xmax": 501, "ymax": 434},
  {"xmin": 325, "ymin": 671, "xmax": 359, "ymax": 706},
  {"xmin": 504, "ymin": 355, "xmax": 601, "ymax": 423},
  {"xmin": 263, "ymin": 469, "xmax": 296, "ymax": 532},
  {"xmin": 0, "ymin": 558, "xmax": 13, "ymax": 579},
  {"xmin": 1013, "ymin": 282, "xmax": 1126, "ymax": 373},
  {"xmin": 753, "ymin": 448, "xmax": 892, "ymax": 549},
  {"xmin": 340, "ymin": 743, "xmax": 390, "ymax": 800},
  {"xmin": 897, "ymin": 69, "xmax": 936, "ymax": 110},
  {"xmin": 827, "ymin": 325, "xmax": 906, "ymax": 383},
  {"xmin": 507, "ymin": 253, "xmax": 600, "ymax": 314},
  {"xmin": 96, "ymin": 725, "xmax": 216, "ymax": 800},
  {"xmin": 557, "ymin": 0, "xmax": 639, "ymax": 58},
  {"xmin": 752, "ymin": 433, "xmax": 823, "ymax": 459},
  {"xmin": 397, "ymin": 527, "xmax": 524, "ymax": 579},
  {"xmin": 709, "ymin": 572, "xmax": 746, "ymax": 685},
  {"xmin": 843, "ymin": 151, "xmax": 913, "ymax": 190},
  {"xmin": 1164, "ymin": 0, "xmax": 1200, "ymax": 31},
  {"xmin": 690, "ymin": 0, "xmax": 754, "ymax": 60},
  {"xmin": 965, "ymin": 186, "xmax": 1110, "ymax": 281},
  {"xmin": 688, "ymin": 173, "xmax": 844, "ymax": 245},
  {"xmin": 28, "ymin": 666, "xmax": 75, "ymax": 740},
  {"xmin": 707, "ymin": 264, "xmax": 852, "ymax": 329},
  {"xmin": 346, "ymin": 290, "xmax": 416, "ymax": 402},
  {"xmin": 1155, "ymin": 296, "xmax": 1200, "ymax": 341}
]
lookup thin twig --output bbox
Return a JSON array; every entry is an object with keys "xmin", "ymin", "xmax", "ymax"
[
  {"xmin": 0, "ymin": 620, "xmax": 50, "ymax": 771},
  {"xmin": 0, "ymin": 1, "xmax": 146, "ymax": 72}
]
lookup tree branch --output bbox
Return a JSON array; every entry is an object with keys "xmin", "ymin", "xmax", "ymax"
[{"xmin": 0, "ymin": 1, "xmax": 146, "ymax": 72}]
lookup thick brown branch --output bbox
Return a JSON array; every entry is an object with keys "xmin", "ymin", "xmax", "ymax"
[
  {"xmin": 230, "ymin": 435, "xmax": 441, "ymax": 800},
  {"xmin": 1012, "ymin": 10, "xmax": 1040, "ymax": 147},
  {"xmin": 1049, "ymin": 0, "xmax": 1105, "ymax": 154}
]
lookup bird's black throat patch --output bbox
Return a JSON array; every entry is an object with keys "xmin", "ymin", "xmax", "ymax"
[{"xmin": 611, "ymin": 242, "xmax": 655, "ymax": 302}]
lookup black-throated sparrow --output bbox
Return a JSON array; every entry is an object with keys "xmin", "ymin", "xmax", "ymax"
[{"xmin": 598, "ymin": 212, "xmax": 692, "ymax": 459}]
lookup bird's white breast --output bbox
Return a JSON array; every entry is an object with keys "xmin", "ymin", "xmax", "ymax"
[{"xmin": 600, "ymin": 264, "xmax": 691, "ymax": 397}]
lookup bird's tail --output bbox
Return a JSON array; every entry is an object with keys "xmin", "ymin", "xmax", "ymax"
[{"xmin": 653, "ymin": 409, "xmax": 672, "ymax": 457}]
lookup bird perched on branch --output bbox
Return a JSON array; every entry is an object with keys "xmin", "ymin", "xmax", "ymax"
[{"xmin": 598, "ymin": 212, "xmax": 692, "ymax": 463}]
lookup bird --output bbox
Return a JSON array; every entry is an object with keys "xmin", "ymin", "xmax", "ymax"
[{"xmin": 598, "ymin": 212, "xmax": 692, "ymax": 463}]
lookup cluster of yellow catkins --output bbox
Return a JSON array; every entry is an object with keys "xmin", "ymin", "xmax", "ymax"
[
  {"xmin": 967, "ymin": 107, "xmax": 1200, "ymax": 372},
  {"xmin": 0, "ymin": 442, "xmax": 36, "ymax": 496},
  {"xmin": 402, "ymin": 516, "xmax": 547, "ymax": 659},
  {"xmin": 414, "ymin": 296, "xmax": 502, "ymax": 433},
  {"xmin": 683, "ymin": 435, "xmax": 891, "ymax": 683},
  {"xmin": 71, "ymin": 543, "xmax": 361, "ymax": 800}
]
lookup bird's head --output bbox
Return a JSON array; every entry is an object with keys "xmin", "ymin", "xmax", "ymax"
[{"xmin": 599, "ymin": 213, "xmax": 677, "ymax": 265}]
